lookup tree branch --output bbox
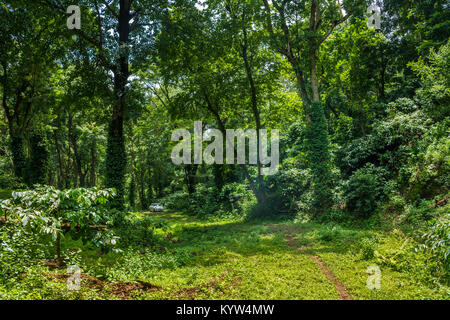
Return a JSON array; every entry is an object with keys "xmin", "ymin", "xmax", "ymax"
[
  {"xmin": 101, "ymin": 0, "xmax": 119, "ymax": 19},
  {"xmin": 320, "ymin": 14, "xmax": 350, "ymax": 44}
]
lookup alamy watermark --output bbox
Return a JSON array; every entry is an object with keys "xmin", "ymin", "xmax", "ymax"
[
  {"xmin": 171, "ymin": 122, "xmax": 279, "ymax": 176},
  {"xmin": 66, "ymin": 5, "xmax": 81, "ymax": 30},
  {"xmin": 66, "ymin": 265, "xmax": 81, "ymax": 290},
  {"xmin": 367, "ymin": 4, "xmax": 381, "ymax": 30},
  {"xmin": 366, "ymin": 265, "xmax": 381, "ymax": 290}
]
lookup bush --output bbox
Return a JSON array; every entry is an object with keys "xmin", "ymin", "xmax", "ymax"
[
  {"xmin": 359, "ymin": 237, "xmax": 378, "ymax": 260},
  {"xmin": 115, "ymin": 215, "xmax": 169, "ymax": 247},
  {"xmin": 0, "ymin": 172, "xmax": 20, "ymax": 190},
  {"xmin": 219, "ymin": 183, "xmax": 251, "ymax": 212},
  {"xmin": 162, "ymin": 182, "xmax": 256, "ymax": 219},
  {"xmin": 0, "ymin": 186, "xmax": 117, "ymax": 258},
  {"xmin": 319, "ymin": 224, "xmax": 344, "ymax": 242},
  {"xmin": 265, "ymin": 164, "xmax": 312, "ymax": 215},
  {"xmin": 318, "ymin": 208, "xmax": 349, "ymax": 224},
  {"xmin": 336, "ymin": 111, "xmax": 429, "ymax": 178},
  {"xmin": 409, "ymin": 41, "xmax": 450, "ymax": 121},
  {"xmin": 343, "ymin": 164, "xmax": 390, "ymax": 218},
  {"xmin": 402, "ymin": 121, "xmax": 450, "ymax": 200},
  {"xmin": 161, "ymin": 190, "xmax": 190, "ymax": 211},
  {"xmin": 0, "ymin": 223, "xmax": 47, "ymax": 283},
  {"xmin": 246, "ymin": 201, "xmax": 276, "ymax": 220},
  {"xmin": 187, "ymin": 184, "xmax": 220, "ymax": 217},
  {"xmin": 418, "ymin": 215, "xmax": 450, "ymax": 281},
  {"xmin": 0, "ymin": 189, "xmax": 12, "ymax": 200},
  {"xmin": 387, "ymin": 98, "xmax": 419, "ymax": 114}
]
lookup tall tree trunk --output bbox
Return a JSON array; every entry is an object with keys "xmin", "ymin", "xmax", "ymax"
[
  {"xmin": 184, "ymin": 164, "xmax": 199, "ymax": 195},
  {"xmin": 241, "ymin": 27, "xmax": 266, "ymax": 203},
  {"xmin": 68, "ymin": 113, "xmax": 83, "ymax": 187},
  {"xmin": 89, "ymin": 140, "xmax": 97, "ymax": 187},
  {"xmin": 202, "ymin": 90, "xmax": 263, "ymax": 203},
  {"xmin": 213, "ymin": 164, "xmax": 225, "ymax": 192},
  {"xmin": 309, "ymin": 49, "xmax": 320, "ymax": 104},
  {"xmin": 53, "ymin": 117, "xmax": 64, "ymax": 189},
  {"xmin": 10, "ymin": 134, "xmax": 27, "ymax": 181},
  {"xmin": 1, "ymin": 62, "xmax": 28, "ymax": 181},
  {"xmin": 305, "ymin": 11, "xmax": 332, "ymax": 214},
  {"xmin": 139, "ymin": 167, "xmax": 147, "ymax": 210},
  {"xmin": 262, "ymin": 0, "xmax": 332, "ymax": 214},
  {"xmin": 56, "ymin": 232, "xmax": 61, "ymax": 259},
  {"xmin": 105, "ymin": 0, "xmax": 131, "ymax": 209}
]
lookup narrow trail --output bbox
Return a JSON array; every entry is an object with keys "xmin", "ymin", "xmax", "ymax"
[
  {"xmin": 152, "ymin": 214, "xmax": 353, "ymax": 299},
  {"xmin": 284, "ymin": 234, "xmax": 353, "ymax": 300},
  {"xmin": 267, "ymin": 224, "xmax": 352, "ymax": 300}
]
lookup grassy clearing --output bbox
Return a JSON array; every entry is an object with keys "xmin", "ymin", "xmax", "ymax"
[
  {"xmin": 1, "ymin": 211, "xmax": 448, "ymax": 300},
  {"xmin": 284, "ymin": 222, "xmax": 449, "ymax": 300}
]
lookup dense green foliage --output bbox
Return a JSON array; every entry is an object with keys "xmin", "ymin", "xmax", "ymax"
[
  {"xmin": 305, "ymin": 102, "xmax": 332, "ymax": 214},
  {"xmin": 1, "ymin": 186, "xmax": 117, "ymax": 258},
  {"xmin": 0, "ymin": 0, "xmax": 448, "ymax": 300}
]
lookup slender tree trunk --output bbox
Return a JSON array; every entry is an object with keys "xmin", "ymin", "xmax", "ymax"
[
  {"xmin": 184, "ymin": 164, "xmax": 199, "ymax": 195},
  {"xmin": 56, "ymin": 232, "xmax": 61, "ymax": 259},
  {"xmin": 89, "ymin": 140, "xmax": 97, "ymax": 187},
  {"xmin": 139, "ymin": 168, "xmax": 147, "ymax": 210},
  {"xmin": 309, "ymin": 49, "xmax": 320, "ymax": 104},
  {"xmin": 68, "ymin": 113, "xmax": 83, "ymax": 187},
  {"xmin": 213, "ymin": 164, "xmax": 225, "ymax": 192},
  {"xmin": 10, "ymin": 134, "xmax": 27, "ymax": 181},
  {"xmin": 53, "ymin": 120, "xmax": 63, "ymax": 188},
  {"xmin": 241, "ymin": 27, "xmax": 266, "ymax": 203},
  {"xmin": 202, "ymin": 91, "xmax": 263, "ymax": 203}
]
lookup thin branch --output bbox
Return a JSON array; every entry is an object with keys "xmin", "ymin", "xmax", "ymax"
[
  {"xmin": 320, "ymin": 14, "xmax": 351, "ymax": 44},
  {"xmin": 262, "ymin": 0, "xmax": 275, "ymax": 37},
  {"xmin": 101, "ymin": 0, "xmax": 119, "ymax": 19},
  {"xmin": 94, "ymin": 0, "xmax": 104, "ymax": 55},
  {"xmin": 41, "ymin": 0, "xmax": 116, "ymax": 72},
  {"xmin": 149, "ymin": 86, "xmax": 168, "ymax": 109}
]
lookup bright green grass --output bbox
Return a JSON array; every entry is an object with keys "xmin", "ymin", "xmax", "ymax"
[
  {"xmin": 286, "ymin": 222, "xmax": 449, "ymax": 300},
  {"xmin": 1, "ymin": 211, "xmax": 448, "ymax": 300},
  {"xmin": 102, "ymin": 213, "xmax": 339, "ymax": 299}
]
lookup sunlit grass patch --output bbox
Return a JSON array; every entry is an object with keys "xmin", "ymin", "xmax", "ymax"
[{"xmin": 2, "ymin": 210, "xmax": 448, "ymax": 300}]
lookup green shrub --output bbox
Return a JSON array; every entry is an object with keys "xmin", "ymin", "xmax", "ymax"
[
  {"xmin": 0, "ymin": 189, "xmax": 12, "ymax": 200},
  {"xmin": 403, "ymin": 200, "xmax": 435, "ymax": 226},
  {"xmin": 115, "ymin": 215, "xmax": 169, "ymax": 247},
  {"xmin": 418, "ymin": 215, "xmax": 450, "ymax": 281},
  {"xmin": 161, "ymin": 190, "xmax": 190, "ymax": 211},
  {"xmin": 404, "ymin": 129, "xmax": 450, "ymax": 200},
  {"xmin": 219, "ymin": 183, "xmax": 252, "ymax": 212},
  {"xmin": 359, "ymin": 237, "xmax": 378, "ymax": 260},
  {"xmin": 336, "ymin": 112, "xmax": 429, "ymax": 178},
  {"xmin": 343, "ymin": 164, "xmax": 390, "ymax": 218},
  {"xmin": 319, "ymin": 224, "xmax": 344, "ymax": 242},
  {"xmin": 0, "ymin": 224, "xmax": 47, "ymax": 283},
  {"xmin": 387, "ymin": 98, "xmax": 419, "ymax": 114},
  {"xmin": 265, "ymin": 165, "xmax": 312, "ymax": 215},
  {"xmin": 409, "ymin": 41, "xmax": 450, "ymax": 121},
  {"xmin": 246, "ymin": 201, "xmax": 275, "ymax": 220},
  {"xmin": 0, "ymin": 172, "xmax": 20, "ymax": 190},
  {"xmin": 188, "ymin": 184, "xmax": 220, "ymax": 217},
  {"xmin": 0, "ymin": 186, "xmax": 117, "ymax": 258},
  {"xmin": 318, "ymin": 208, "xmax": 349, "ymax": 224}
]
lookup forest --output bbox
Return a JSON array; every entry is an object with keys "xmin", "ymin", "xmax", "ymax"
[{"xmin": 0, "ymin": 0, "xmax": 449, "ymax": 301}]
